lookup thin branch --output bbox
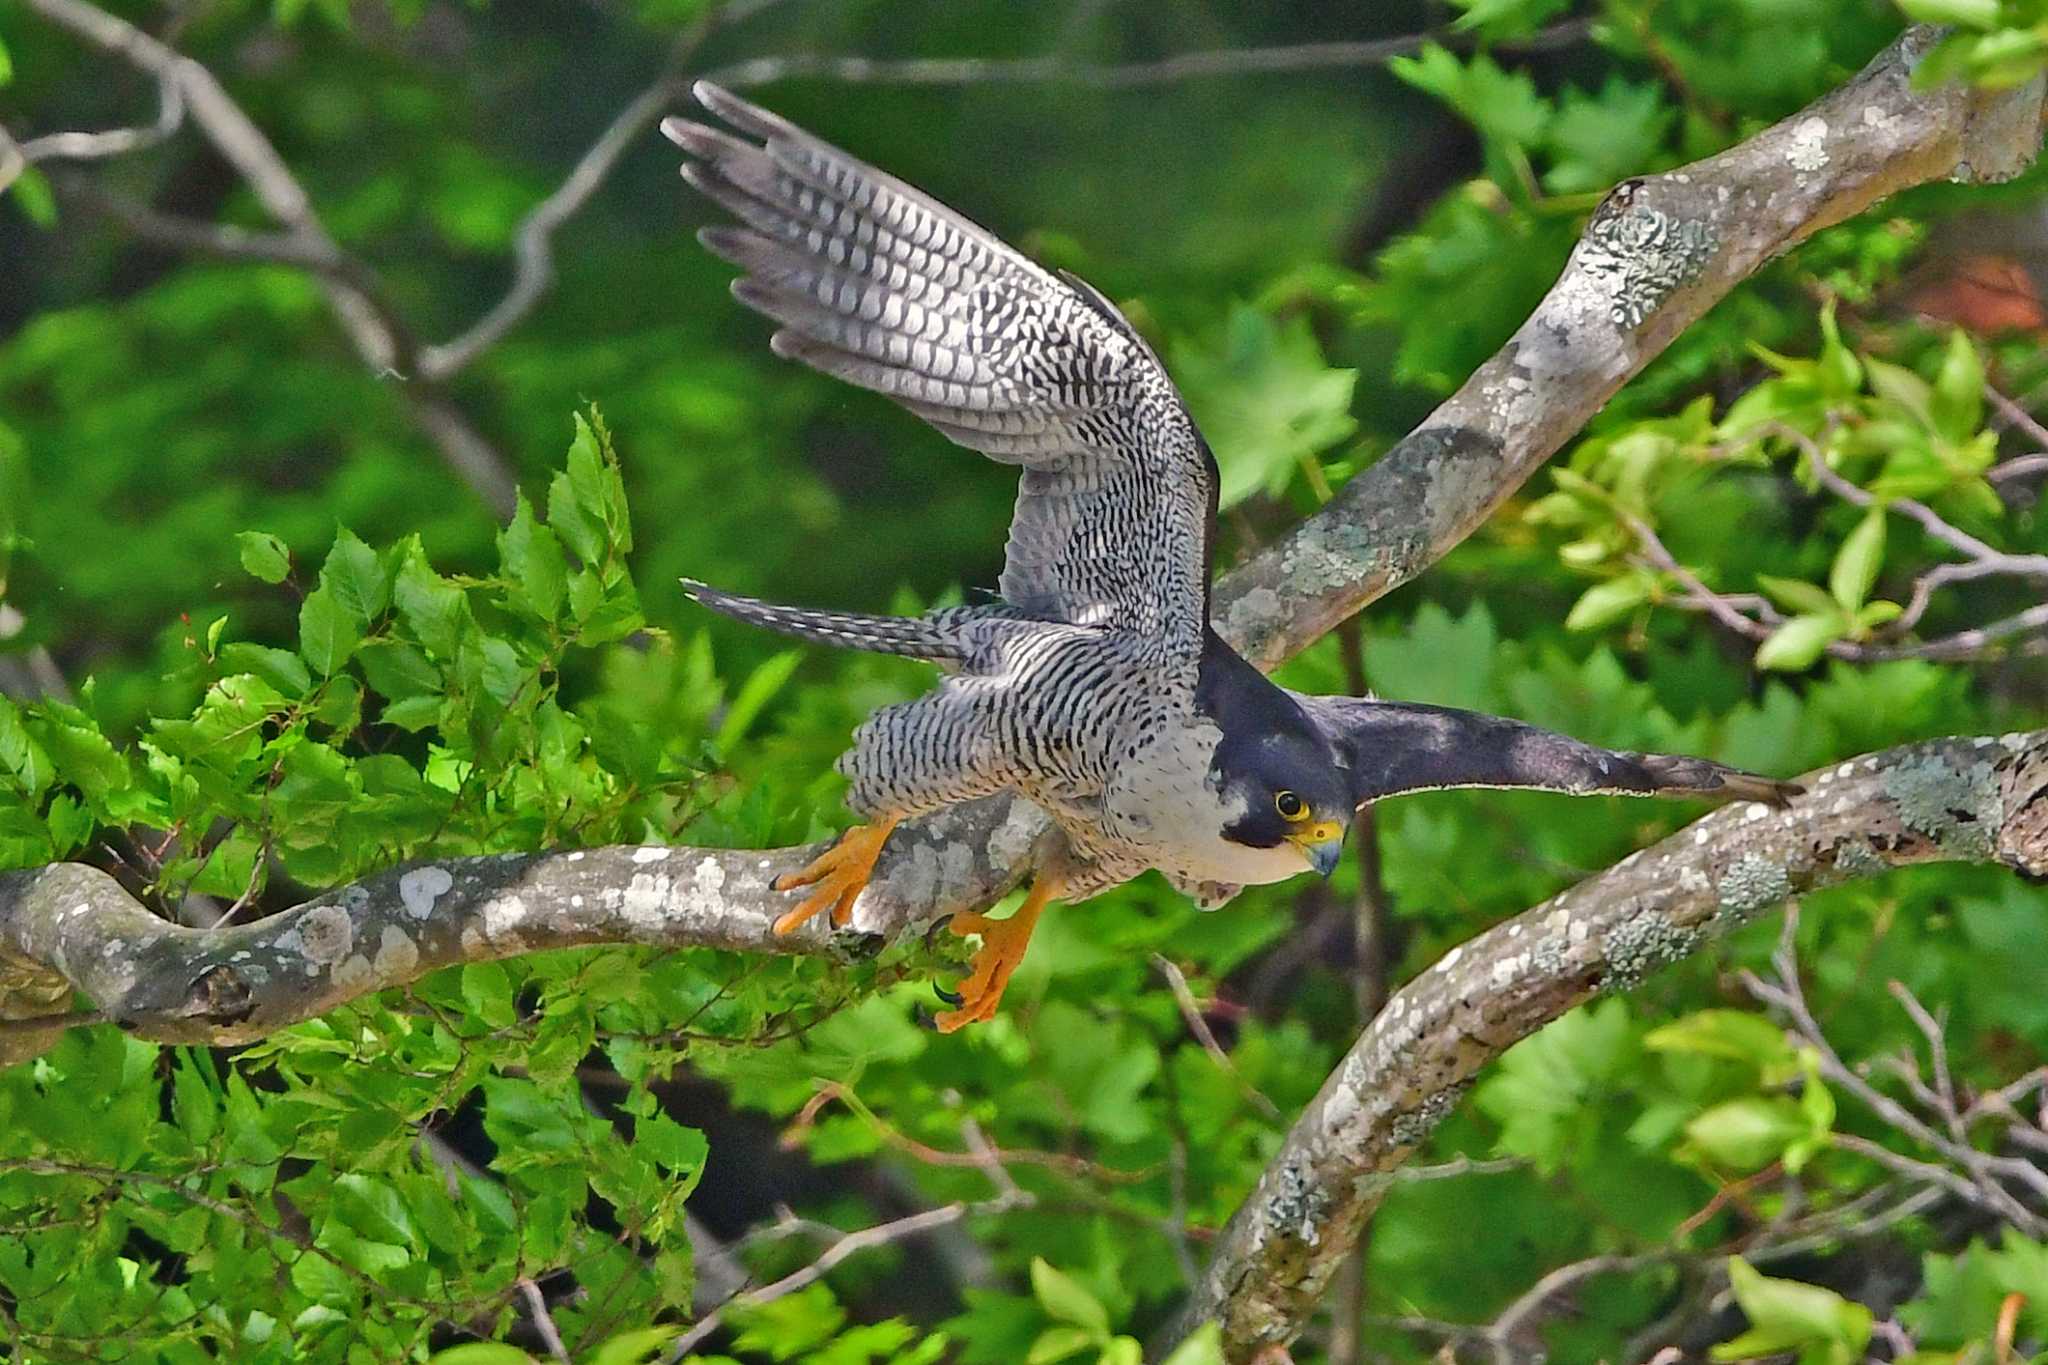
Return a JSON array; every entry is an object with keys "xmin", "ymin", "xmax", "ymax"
[
  {"xmin": 1151, "ymin": 954, "xmax": 1283, "ymax": 1122},
  {"xmin": 705, "ymin": 19, "xmax": 1591, "ymax": 92},
  {"xmin": 0, "ymin": 70, "xmax": 183, "ymax": 194},
  {"xmin": 516, "ymin": 1279, "xmax": 571, "ymax": 1365},
  {"xmin": 22, "ymin": 0, "xmax": 518, "ymax": 515},
  {"xmin": 665, "ymin": 1193, "xmax": 1031, "ymax": 1362}
]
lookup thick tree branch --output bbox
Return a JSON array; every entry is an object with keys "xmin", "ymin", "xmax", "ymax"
[{"xmin": 1174, "ymin": 729, "xmax": 2048, "ymax": 1359}]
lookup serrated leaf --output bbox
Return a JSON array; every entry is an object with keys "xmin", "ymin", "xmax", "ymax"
[
  {"xmin": 499, "ymin": 493, "xmax": 568, "ymax": 622},
  {"xmin": 319, "ymin": 527, "xmax": 388, "ymax": 624},
  {"xmin": 236, "ymin": 531, "xmax": 292, "ymax": 584},
  {"xmin": 297, "ymin": 585, "xmax": 361, "ymax": 677},
  {"xmin": 1829, "ymin": 508, "xmax": 1886, "ymax": 613},
  {"xmin": 1172, "ymin": 306, "xmax": 1357, "ymax": 509},
  {"xmin": 1755, "ymin": 613, "xmax": 1845, "ymax": 672},
  {"xmin": 1030, "ymin": 1259, "xmax": 1108, "ymax": 1335},
  {"xmin": 219, "ymin": 643, "xmax": 314, "ymax": 698}
]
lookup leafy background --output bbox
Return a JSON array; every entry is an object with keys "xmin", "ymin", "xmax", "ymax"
[{"xmin": 2, "ymin": 0, "xmax": 2047, "ymax": 1361}]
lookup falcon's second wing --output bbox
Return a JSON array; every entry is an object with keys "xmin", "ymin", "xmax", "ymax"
[
  {"xmin": 1295, "ymin": 697, "xmax": 1803, "ymax": 808},
  {"xmin": 664, "ymin": 83, "xmax": 1217, "ymax": 659}
]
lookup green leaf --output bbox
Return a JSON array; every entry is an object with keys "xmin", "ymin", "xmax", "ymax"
[
  {"xmin": 1171, "ymin": 305, "xmax": 1358, "ymax": 509},
  {"xmin": 1097, "ymin": 1337, "xmax": 1142, "ymax": 1365},
  {"xmin": 426, "ymin": 1347, "xmax": 535, "ymax": 1365},
  {"xmin": 1828, "ymin": 508, "xmax": 1886, "ymax": 613},
  {"xmin": 1755, "ymin": 613, "xmax": 1846, "ymax": 672},
  {"xmin": 1030, "ymin": 1259, "xmax": 1109, "ymax": 1336},
  {"xmin": 8, "ymin": 167, "xmax": 56, "ymax": 228},
  {"xmin": 1565, "ymin": 575, "xmax": 1652, "ymax": 632},
  {"xmin": 319, "ymin": 527, "xmax": 389, "ymax": 624},
  {"xmin": 499, "ymin": 493, "xmax": 568, "ymax": 622},
  {"xmin": 1684, "ymin": 1097, "xmax": 1811, "ymax": 1171},
  {"xmin": 236, "ymin": 531, "xmax": 292, "ymax": 584},
  {"xmin": 1931, "ymin": 329, "xmax": 1985, "ymax": 444},
  {"xmin": 298, "ymin": 585, "xmax": 361, "ymax": 677},
  {"xmin": 1027, "ymin": 1326, "xmax": 1097, "ymax": 1365},
  {"xmin": 1754, "ymin": 575, "xmax": 1839, "ymax": 617},
  {"xmin": 393, "ymin": 543, "xmax": 468, "ymax": 658},
  {"xmin": 586, "ymin": 1327, "xmax": 681, "ymax": 1365},
  {"xmin": 1644, "ymin": 1011, "xmax": 1795, "ymax": 1073},
  {"xmin": 1389, "ymin": 45, "xmax": 1551, "ymax": 151},
  {"xmin": 1158, "ymin": 1323, "xmax": 1226, "ymax": 1365},
  {"xmin": 1714, "ymin": 1257, "xmax": 1872, "ymax": 1363},
  {"xmin": 1450, "ymin": 0, "xmax": 1574, "ymax": 37},
  {"xmin": 714, "ymin": 649, "xmax": 800, "ymax": 753},
  {"xmin": 1896, "ymin": 0, "xmax": 1999, "ymax": 30},
  {"xmin": 219, "ymin": 643, "xmax": 314, "ymax": 698}
]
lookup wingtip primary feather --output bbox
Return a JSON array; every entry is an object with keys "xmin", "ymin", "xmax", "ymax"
[{"xmin": 659, "ymin": 115, "xmax": 693, "ymax": 149}]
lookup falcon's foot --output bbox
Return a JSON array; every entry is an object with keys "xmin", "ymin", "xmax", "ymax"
[
  {"xmin": 934, "ymin": 872, "xmax": 1059, "ymax": 1032},
  {"xmin": 771, "ymin": 815, "xmax": 902, "ymax": 934}
]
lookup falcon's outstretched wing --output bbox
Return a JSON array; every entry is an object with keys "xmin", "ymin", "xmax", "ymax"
[
  {"xmin": 663, "ymin": 83, "xmax": 1218, "ymax": 659},
  {"xmin": 1294, "ymin": 696, "xmax": 1803, "ymax": 809}
]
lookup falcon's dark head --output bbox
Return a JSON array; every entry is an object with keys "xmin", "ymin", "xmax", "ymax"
[{"xmin": 1197, "ymin": 637, "xmax": 1352, "ymax": 877}]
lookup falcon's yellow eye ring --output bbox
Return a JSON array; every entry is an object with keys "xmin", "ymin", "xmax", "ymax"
[{"xmin": 1275, "ymin": 790, "xmax": 1308, "ymax": 821}]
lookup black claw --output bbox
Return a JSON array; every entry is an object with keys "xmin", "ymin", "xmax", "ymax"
[
  {"xmin": 912, "ymin": 1005, "xmax": 940, "ymax": 1031},
  {"xmin": 932, "ymin": 980, "xmax": 964, "ymax": 1007},
  {"xmin": 923, "ymin": 915, "xmax": 955, "ymax": 950}
]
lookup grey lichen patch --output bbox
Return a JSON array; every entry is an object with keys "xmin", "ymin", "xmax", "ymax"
[
  {"xmin": 1574, "ymin": 181, "xmax": 1720, "ymax": 328},
  {"xmin": 1717, "ymin": 854, "xmax": 1793, "ymax": 924},
  {"xmin": 1602, "ymin": 910, "xmax": 1703, "ymax": 994},
  {"xmin": 1883, "ymin": 754, "xmax": 2000, "ymax": 858},
  {"xmin": 1261, "ymin": 1159, "xmax": 1335, "ymax": 1248},
  {"xmin": 1830, "ymin": 836, "xmax": 1888, "ymax": 880},
  {"xmin": 1386, "ymin": 1082, "xmax": 1469, "ymax": 1151},
  {"xmin": 372, "ymin": 925, "xmax": 419, "ymax": 982},
  {"xmin": 298, "ymin": 904, "xmax": 354, "ymax": 967},
  {"xmin": 398, "ymin": 866, "xmax": 453, "ymax": 920},
  {"xmin": 1786, "ymin": 115, "xmax": 1830, "ymax": 173}
]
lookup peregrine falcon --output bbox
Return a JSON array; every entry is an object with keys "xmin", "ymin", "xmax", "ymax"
[{"xmin": 661, "ymin": 84, "xmax": 1798, "ymax": 1031}]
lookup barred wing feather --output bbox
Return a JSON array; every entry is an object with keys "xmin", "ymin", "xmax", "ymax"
[{"xmin": 663, "ymin": 82, "xmax": 1217, "ymax": 658}]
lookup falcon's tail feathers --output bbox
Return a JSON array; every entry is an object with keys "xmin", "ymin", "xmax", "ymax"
[{"xmin": 682, "ymin": 580, "xmax": 972, "ymax": 663}]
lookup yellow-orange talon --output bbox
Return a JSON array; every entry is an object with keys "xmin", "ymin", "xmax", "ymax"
[
  {"xmin": 771, "ymin": 816, "xmax": 900, "ymax": 935},
  {"xmin": 933, "ymin": 873, "xmax": 1058, "ymax": 1032}
]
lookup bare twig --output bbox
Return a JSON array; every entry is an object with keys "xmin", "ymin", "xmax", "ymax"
[
  {"xmin": 704, "ymin": 20, "xmax": 1591, "ymax": 92},
  {"xmin": 516, "ymin": 1279, "xmax": 571, "ymax": 1365},
  {"xmin": 0, "ymin": 70, "xmax": 183, "ymax": 194},
  {"xmin": 22, "ymin": 0, "xmax": 517, "ymax": 514},
  {"xmin": 1151, "ymin": 954, "xmax": 1284, "ymax": 1122},
  {"xmin": 665, "ymin": 1192, "xmax": 1031, "ymax": 1362}
]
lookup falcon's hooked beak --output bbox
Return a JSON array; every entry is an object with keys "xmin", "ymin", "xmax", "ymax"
[{"xmin": 1289, "ymin": 822, "xmax": 1347, "ymax": 878}]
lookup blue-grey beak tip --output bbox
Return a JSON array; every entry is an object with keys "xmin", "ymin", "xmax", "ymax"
[{"xmin": 1310, "ymin": 839, "xmax": 1345, "ymax": 879}]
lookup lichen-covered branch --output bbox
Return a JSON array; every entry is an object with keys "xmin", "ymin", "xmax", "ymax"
[
  {"xmin": 1175, "ymin": 730, "xmax": 2048, "ymax": 1361},
  {"xmin": 1211, "ymin": 25, "xmax": 2044, "ymax": 670}
]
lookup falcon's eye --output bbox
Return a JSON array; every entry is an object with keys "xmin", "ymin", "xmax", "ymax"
[{"xmin": 1275, "ymin": 790, "xmax": 1308, "ymax": 821}]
